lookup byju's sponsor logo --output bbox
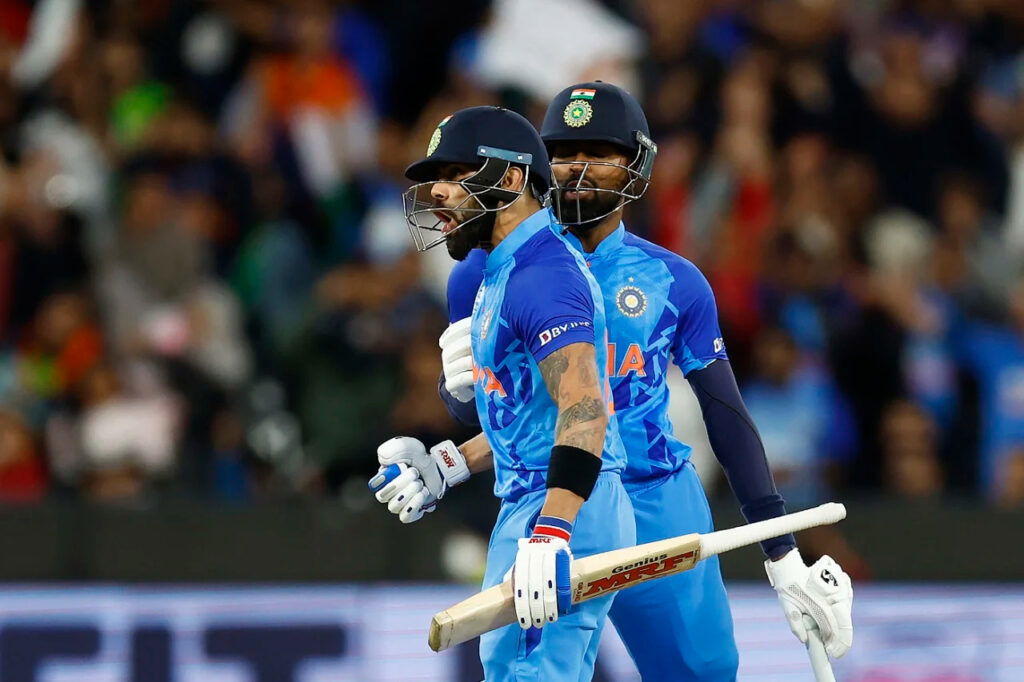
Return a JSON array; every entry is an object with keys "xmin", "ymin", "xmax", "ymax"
[{"xmin": 538, "ymin": 321, "xmax": 592, "ymax": 346}]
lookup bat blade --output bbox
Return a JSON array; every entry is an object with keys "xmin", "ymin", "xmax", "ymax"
[
  {"xmin": 428, "ymin": 533, "xmax": 700, "ymax": 652},
  {"xmin": 429, "ymin": 579, "xmax": 514, "ymax": 653}
]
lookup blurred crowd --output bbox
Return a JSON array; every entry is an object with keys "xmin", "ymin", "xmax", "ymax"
[{"xmin": 0, "ymin": 0, "xmax": 1022, "ymax": 512}]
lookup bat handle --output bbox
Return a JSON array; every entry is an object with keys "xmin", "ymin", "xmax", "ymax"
[
  {"xmin": 804, "ymin": 617, "xmax": 836, "ymax": 682},
  {"xmin": 698, "ymin": 503, "xmax": 847, "ymax": 558}
]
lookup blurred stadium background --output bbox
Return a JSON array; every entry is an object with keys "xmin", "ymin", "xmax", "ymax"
[{"xmin": 0, "ymin": 0, "xmax": 1022, "ymax": 680}]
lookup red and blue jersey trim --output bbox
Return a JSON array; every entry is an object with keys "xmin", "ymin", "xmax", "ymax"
[{"xmin": 533, "ymin": 515, "xmax": 573, "ymax": 541}]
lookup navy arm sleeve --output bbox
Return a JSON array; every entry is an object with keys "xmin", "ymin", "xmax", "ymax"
[
  {"xmin": 689, "ymin": 359, "xmax": 797, "ymax": 559},
  {"xmin": 438, "ymin": 249, "xmax": 486, "ymax": 427},
  {"xmin": 439, "ymin": 370, "xmax": 480, "ymax": 427}
]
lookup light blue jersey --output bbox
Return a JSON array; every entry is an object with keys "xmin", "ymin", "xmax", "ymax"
[
  {"xmin": 573, "ymin": 223, "xmax": 727, "ymax": 488},
  {"xmin": 470, "ymin": 208, "xmax": 626, "ymax": 500}
]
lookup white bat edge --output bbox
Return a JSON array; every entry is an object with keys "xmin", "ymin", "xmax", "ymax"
[
  {"xmin": 805, "ymin": 618, "xmax": 836, "ymax": 682},
  {"xmin": 699, "ymin": 502, "xmax": 847, "ymax": 558}
]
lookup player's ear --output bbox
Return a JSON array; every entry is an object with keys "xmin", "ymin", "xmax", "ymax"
[{"xmin": 501, "ymin": 165, "xmax": 526, "ymax": 192}]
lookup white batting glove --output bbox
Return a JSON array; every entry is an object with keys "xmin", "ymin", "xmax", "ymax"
[
  {"xmin": 512, "ymin": 516, "xmax": 574, "ymax": 629},
  {"xmin": 440, "ymin": 318, "xmax": 475, "ymax": 403},
  {"xmin": 367, "ymin": 437, "xmax": 470, "ymax": 523},
  {"xmin": 765, "ymin": 549, "xmax": 854, "ymax": 658}
]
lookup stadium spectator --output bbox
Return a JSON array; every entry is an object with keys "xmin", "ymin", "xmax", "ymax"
[
  {"xmin": 879, "ymin": 400, "xmax": 944, "ymax": 500},
  {"xmin": 742, "ymin": 327, "xmax": 854, "ymax": 509}
]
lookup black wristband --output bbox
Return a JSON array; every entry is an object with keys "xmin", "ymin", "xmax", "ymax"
[{"xmin": 546, "ymin": 445, "xmax": 602, "ymax": 500}]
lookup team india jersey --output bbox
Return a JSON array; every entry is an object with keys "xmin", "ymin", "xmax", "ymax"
[
  {"xmin": 449, "ymin": 221, "xmax": 726, "ymax": 490},
  {"xmin": 469, "ymin": 208, "xmax": 625, "ymax": 500},
  {"xmin": 571, "ymin": 223, "xmax": 727, "ymax": 486}
]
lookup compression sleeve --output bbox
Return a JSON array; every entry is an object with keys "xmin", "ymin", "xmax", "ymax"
[
  {"xmin": 689, "ymin": 359, "xmax": 797, "ymax": 559},
  {"xmin": 438, "ymin": 370, "xmax": 481, "ymax": 428}
]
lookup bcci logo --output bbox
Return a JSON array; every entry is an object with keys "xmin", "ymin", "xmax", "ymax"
[
  {"xmin": 479, "ymin": 307, "xmax": 494, "ymax": 340},
  {"xmin": 563, "ymin": 100, "xmax": 593, "ymax": 128},
  {"xmin": 426, "ymin": 115, "xmax": 452, "ymax": 155},
  {"xmin": 616, "ymin": 286, "xmax": 647, "ymax": 318}
]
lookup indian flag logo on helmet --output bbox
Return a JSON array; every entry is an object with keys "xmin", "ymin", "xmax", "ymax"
[
  {"xmin": 563, "ymin": 100, "xmax": 593, "ymax": 128},
  {"xmin": 426, "ymin": 115, "xmax": 453, "ymax": 156},
  {"xmin": 570, "ymin": 88, "xmax": 596, "ymax": 100}
]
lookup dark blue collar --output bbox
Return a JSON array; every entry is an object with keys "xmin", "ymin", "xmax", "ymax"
[{"xmin": 485, "ymin": 207, "xmax": 553, "ymax": 272}]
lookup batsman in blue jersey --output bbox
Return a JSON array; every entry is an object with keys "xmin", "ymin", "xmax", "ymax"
[
  {"xmin": 368, "ymin": 106, "xmax": 635, "ymax": 681},
  {"xmin": 428, "ymin": 84, "xmax": 854, "ymax": 680}
]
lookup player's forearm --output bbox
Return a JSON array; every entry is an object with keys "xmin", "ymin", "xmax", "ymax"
[
  {"xmin": 537, "ymin": 343, "xmax": 608, "ymax": 526},
  {"xmin": 539, "ymin": 487, "xmax": 585, "ymax": 522},
  {"xmin": 541, "ymin": 343, "xmax": 609, "ymax": 457},
  {"xmin": 554, "ymin": 401, "xmax": 607, "ymax": 455},
  {"xmin": 458, "ymin": 432, "xmax": 494, "ymax": 474}
]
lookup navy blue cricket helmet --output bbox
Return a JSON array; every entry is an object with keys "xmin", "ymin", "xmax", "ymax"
[
  {"xmin": 403, "ymin": 106, "xmax": 550, "ymax": 259},
  {"xmin": 540, "ymin": 82, "xmax": 657, "ymax": 227}
]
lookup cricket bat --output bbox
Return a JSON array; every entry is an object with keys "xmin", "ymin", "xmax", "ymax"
[{"xmin": 429, "ymin": 502, "xmax": 847, "ymax": 652}]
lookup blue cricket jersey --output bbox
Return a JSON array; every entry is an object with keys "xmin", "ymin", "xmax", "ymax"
[
  {"xmin": 470, "ymin": 208, "xmax": 625, "ymax": 500},
  {"xmin": 449, "ymin": 221, "xmax": 725, "ymax": 489},
  {"xmin": 574, "ymin": 223, "xmax": 727, "ymax": 486}
]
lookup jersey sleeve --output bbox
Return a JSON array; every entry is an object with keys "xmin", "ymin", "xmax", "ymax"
[
  {"xmin": 446, "ymin": 249, "xmax": 487, "ymax": 322},
  {"xmin": 669, "ymin": 260, "xmax": 728, "ymax": 375},
  {"xmin": 505, "ymin": 260, "xmax": 596, "ymax": 363}
]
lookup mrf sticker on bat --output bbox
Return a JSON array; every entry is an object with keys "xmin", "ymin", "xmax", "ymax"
[{"xmin": 574, "ymin": 550, "xmax": 697, "ymax": 602}]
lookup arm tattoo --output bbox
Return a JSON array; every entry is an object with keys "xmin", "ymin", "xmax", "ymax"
[
  {"xmin": 539, "ymin": 350, "xmax": 570, "ymax": 402},
  {"xmin": 539, "ymin": 344, "xmax": 608, "ymax": 456},
  {"xmin": 555, "ymin": 397, "xmax": 605, "ymax": 440}
]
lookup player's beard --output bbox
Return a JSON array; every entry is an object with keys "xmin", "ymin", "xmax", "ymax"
[
  {"xmin": 445, "ymin": 212, "xmax": 496, "ymax": 261},
  {"xmin": 553, "ymin": 184, "xmax": 624, "ymax": 231}
]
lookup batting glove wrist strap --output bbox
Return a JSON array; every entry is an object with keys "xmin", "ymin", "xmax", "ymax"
[
  {"xmin": 429, "ymin": 440, "xmax": 470, "ymax": 489},
  {"xmin": 532, "ymin": 515, "xmax": 573, "ymax": 542}
]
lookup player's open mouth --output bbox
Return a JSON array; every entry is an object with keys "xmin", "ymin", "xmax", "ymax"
[{"xmin": 433, "ymin": 210, "xmax": 459, "ymax": 234}]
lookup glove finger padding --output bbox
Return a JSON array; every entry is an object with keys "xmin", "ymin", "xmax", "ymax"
[
  {"xmin": 444, "ymin": 355, "xmax": 475, "ymax": 382},
  {"xmin": 513, "ymin": 536, "xmax": 571, "ymax": 630},
  {"xmin": 528, "ymin": 548, "xmax": 547, "ymax": 627},
  {"xmin": 808, "ymin": 556, "xmax": 854, "ymax": 658},
  {"xmin": 441, "ymin": 335, "xmax": 473, "ymax": 365},
  {"xmin": 512, "ymin": 558, "xmax": 531, "ymax": 629},
  {"xmin": 541, "ymin": 548, "xmax": 558, "ymax": 623},
  {"xmin": 372, "ymin": 463, "xmax": 418, "ymax": 503},
  {"xmin": 398, "ymin": 488, "xmax": 432, "ymax": 524},
  {"xmin": 386, "ymin": 476, "xmax": 422, "ymax": 513}
]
